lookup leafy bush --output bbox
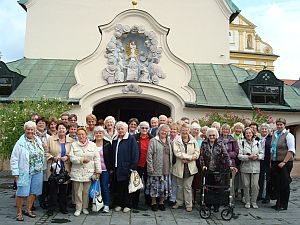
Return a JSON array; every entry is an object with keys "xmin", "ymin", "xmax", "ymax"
[
  {"xmin": 198, "ymin": 108, "xmax": 275, "ymax": 127},
  {"xmin": 0, "ymin": 97, "xmax": 71, "ymax": 159}
]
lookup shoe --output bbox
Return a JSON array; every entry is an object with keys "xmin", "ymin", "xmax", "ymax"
[
  {"xmin": 60, "ymin": 208, "xmax": 68, "ymax": 214},
  {"xmin": 158, "ymin": 204, "xmax": 166, "ymax": 211},
  {"xmin": 151, "ymin": 204, "xmax": 158, "ymax": 211},
  {"xmin": 168, "ymin": 201, "xmax": 176, "ymax": 207},
  {"xmin": 82, "ymin": 209, "xmax": 89, "ymax": 215},
  {"xmin": 245, "ymin": 203, "xmax": 251, "ymax": 209},
  {"xmin": 16, "ymin": 214, "xmax": 24, "ymax": 221},
  {"xmin": 47, "ymin": 210, "xmax": 54, "ymax": 216},
  {"xmin": 115, "ymin": 206, "xmax": 122, "ymax": 212},
  {"xmin": 74, "ymin": 210, "xmax": 81, "ymax": 216},
  {"xmin": 24, "ymin": 211, "xmax": 37, "ymax": 218},
  {"xmin": 172, "ymin": 203, "xmax": 182, "ymax": 209},
  {"xmin": 133, "ymin": 205, "xmax": 148, "ymax": 211},
  {"xmin": 252, "ymin": 203, "xmax": 259, "ymax": 209},
  {"xmin": 186, "ymin": 207, "xmax": 193, "ymax": 212},
  {"xmin": 123, "ymin": 207, "xmax": 131, "ymax": 213},
  {"xmin": 103, "ymin": 206, "xmax": 109, "ymax": 213}
]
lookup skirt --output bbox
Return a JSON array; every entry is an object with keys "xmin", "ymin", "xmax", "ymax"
[{"xmin": 146, "ymin": 175, "xmax": 172, "ymax": 198}]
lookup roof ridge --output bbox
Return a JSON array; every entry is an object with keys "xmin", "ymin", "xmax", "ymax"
[{"xmin": 191, "ymin": 63, "xmax": 208, "ymax": 103}]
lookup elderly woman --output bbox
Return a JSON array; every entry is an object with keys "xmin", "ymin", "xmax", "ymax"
[
  {"xmin": 86, "ymin": 114, "xmax": 97, "ymax": 141},
  {"xmin": 258, "ymin": 123, "xmax": 272, "ymax": 203},
  {"xmin": 191, "ymin": 123, "xmax": 202, "ymax": 146},
  {"xmin": 200, "ymin": 126, "xmax": 208, "ymax": 139},
  {"xmin": 111, "ymin": 121, "xmax": 139, "ymax": 213},
  {"xmin": 45, "ymin": 122, "xmax": 73, "ymax": 216},
  {"xmin": 132, "ymin": 121, "xmax": 154, "ymax": 210},
  {"xmin": 238, "ymin": 127, "xmax": 264, "ymax": 209},
  {"xmin": 10, "ymin": 121, "xmax": 44, "ymax": 221},
  {"xmin": 172, "ymin": 123, "xmax": 200, "ymax": 212},
  {"xmin": 35, "ymin": 117, "xmax": 50, "ymax": 209},
  {"xmin": 103, "ymin": 116, "xmax": 118, "ymax": 142},
  {"xmin": 69, "ymin": 127, "xmax": 101, "ymax": 216},
  {"xmin": 232, "ymin": 122, "xmax": 245, "ymax": 143},
  {"xmin": 94, "ymin": 126, "xmax": 112, "ymax": 213},
  {"xmin": 128, "ymin": 118, "xmax": 139, "ymax": 135},
  {"xmin": 147, "ymin": 124, "xmax": 173, "ymax": 211},
  {"xmin": 211, "ymin": 121, "xmax": 221, "ymax": 131},
  {"xmin": 199, "ymin": 127, "xmax": 234, "ymax": 212}
]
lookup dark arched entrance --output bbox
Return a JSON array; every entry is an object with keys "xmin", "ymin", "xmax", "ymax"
[{"xmin": 93, "ymin": 98, "xmax": 171, "ymax": 123}]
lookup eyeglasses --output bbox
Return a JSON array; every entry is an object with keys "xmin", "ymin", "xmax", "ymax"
[
  {"xmin": 140, "ymin": 127, "xmax": 148, "ymax": 130},
  {"xmin": 208, "ymin": 135, "xmax": 216, "ymax": 137}
]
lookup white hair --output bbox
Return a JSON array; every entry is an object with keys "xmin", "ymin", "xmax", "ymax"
[
  {"xmin": 191, "ymin": 123, "xmax": 201, "ymax": 131},
  {"xmin": 206, "ymin": 127, "xmax": 219, "ymax": 138},
  {"xmin": 24, "ymin": 121, "xmax": 37, "ymax": 130},
  {"xmin": 150, "ymin": 117, "xmax": 158, "ymax": 122},
  {"xmin": 94, "ymin": 126, "xmax": 105, "ymax": 133},
  {"xmin": 259, "ymin": 123, "xmax": 270, "ymax": 132},
  {"xmin": 104, "ymin": 116, "xmax": 116, "ymax": 125},
  {"xmin": 115, "ymin": 121, "xmax": 128, "ymax": 131},
  {"xmin": 157, "ymin": 124, "xmax": 170, "ymax": 136},
  {"xmin": 138, "ymin": 121, "xmax": 150, "ymax": 129}
]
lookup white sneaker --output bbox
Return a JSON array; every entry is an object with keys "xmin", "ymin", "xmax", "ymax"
[
  {"xmin": 114, "ymin": 206, "xmax": 122, "ymax": 212},
  {"xmin": 252, "ymin": 203, "xmax": 259, "ymax": 209},
  {"xmin": 103, "ymin": 206, "xmax": 110, "ymax": 213},
  {"xmin": 245, "ymin": 203, "xmax": 251, "ymax": 209},
  {"xmin": 123, "ymin": 207, "xmax": 131, "ymax": 213},
  {"xmin": 74, "ymin": 210, "xmax": 81, "ymax": 217},
  {"xmin": 82, "ymin": 209, "xmax": 89, "ymax": 215}
]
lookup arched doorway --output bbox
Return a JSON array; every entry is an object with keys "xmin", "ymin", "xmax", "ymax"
[{"xmin": 93, "ymin": 98, "xmax": 171, "ymax": 123}]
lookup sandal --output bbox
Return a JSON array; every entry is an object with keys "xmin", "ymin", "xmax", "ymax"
[
  {"xmin": 16, "ymin": 214, "xmax": 24, "ymax": 221},
  {"xmin": 24, "ymin": 211, "xmax": 37, "ymax": 218}
]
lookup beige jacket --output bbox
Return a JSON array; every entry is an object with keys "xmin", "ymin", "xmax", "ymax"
[
  {"xmin": 45, "ymin": 135, "xmax": 73, "ymax": 182},
  {"xmin": 172, "ymin": 135, "xmax": 200, "ymax": 178},
  {"xmin": 69, "ymin": 140, "xmax": 101, "ymax": 182}
]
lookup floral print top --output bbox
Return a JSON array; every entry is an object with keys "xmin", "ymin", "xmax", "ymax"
[{"xmin": 26, "ymin": 136, "xmax": 44, "ymax": 175}]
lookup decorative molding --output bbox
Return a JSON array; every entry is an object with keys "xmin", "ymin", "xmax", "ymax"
[
  {"xmin": 122, "ymin": 84, "xmax": 143, "ymax": 94},
  {"xmin": 102, "ymin": 24, "xmax": 165, "ymax": 85}
]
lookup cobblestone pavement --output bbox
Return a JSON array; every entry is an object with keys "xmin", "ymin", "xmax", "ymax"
[{"xmin": 0, "ymin": 171, "xmax": 299, "ymax": 225}]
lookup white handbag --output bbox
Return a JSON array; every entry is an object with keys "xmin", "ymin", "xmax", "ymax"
[
  {"xmin": 128, "ymin": 170, "xmax": 144, "ymax": 193},
  {"xmin": 92, "ymin": 180, "xmax": 104, "ymax": 212}
]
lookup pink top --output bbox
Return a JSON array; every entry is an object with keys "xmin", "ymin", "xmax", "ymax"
[{"xmin": 97, "ymin": 146, "xmax": 107, "ymax": 171}]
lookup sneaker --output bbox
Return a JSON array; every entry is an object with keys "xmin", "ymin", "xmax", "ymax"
[
  {"xmin": 252, "ymin": 203, "xmax": 259, "ymax": 209},
  {"xmin": 115, "ymin": 206, "xmax": 122, "ymax": 212},
  {"xmin": 82, "ymin": 209, "xmax": 89, "ymax": 215},
  {"xmin": 123, "ymin": 207, "xmax": 131, "ymax": 213},
  {"xmin": 74, "ymin": 210, "xmax": 81, "ymax": 217},
  {"xmin": 186, "ymin": 207, "xmax": 193, "ymax": 212},
  {"xmin": 103, "ymin": 206, "xmax": 109, "ymax": 213},
  {"xmin": 245, "ymin": 203, "xmax": 251, "ymax": 209}
]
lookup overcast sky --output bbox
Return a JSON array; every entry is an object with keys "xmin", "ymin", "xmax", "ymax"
[{"xmin": 0, "ymin": 0, "xmax": 299, "ymax": 80}]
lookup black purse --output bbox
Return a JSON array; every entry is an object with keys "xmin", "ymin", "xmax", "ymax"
[{"xmin": 48, "ymin": 160, "xmax": 70, "ymax": 185}]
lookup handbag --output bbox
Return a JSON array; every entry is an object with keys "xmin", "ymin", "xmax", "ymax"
[
  {"xmin": 91, "ymin": 180, "xmax": 104, "ymax": 212},
  {"xmin": 48, "ymin": 160, "xmax": 70, "ymax": 185},
  {"xmin": 128, "ymin": 170, "xmax": 144, "ymax": 193}
]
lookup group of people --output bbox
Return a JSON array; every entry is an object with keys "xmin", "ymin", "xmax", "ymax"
[{"xmin": 10, "ymin": 112, "xmax": 295, "ymax": 221}]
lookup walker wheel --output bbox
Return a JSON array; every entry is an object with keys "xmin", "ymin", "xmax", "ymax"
[
  {"xmin": 221, "ymin": 208, "xmax": 233, "ymax": 221},
  {"xmin": 199, "ymin": 207, "xmax": 211, "ymax": 219}
]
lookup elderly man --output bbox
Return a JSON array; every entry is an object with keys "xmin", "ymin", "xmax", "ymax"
[{"xmin": 270, "ymin": 118, "xmax": 295, "ymax": 211}]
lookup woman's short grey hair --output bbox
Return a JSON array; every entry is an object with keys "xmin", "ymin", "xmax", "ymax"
[
  {"xmin": 233, "ymin": 122, "xmax": 245, "ymax": 131},
  {"xmin": 138, "ymin": 121, "xmax": 150, "ymax": 130},
  {"xmin": 206, "ymin": 127, "xmax": 219, "ymax": 138},
  {"xmin": 115, "ymin": 121, "xmax": 128, "ymax": 131},
  {"xmin": 259, "ymin": 123, "xmax": 270, "ymax": 132},
  {"xmin": 104, "ymin": 116, "xmax": 116, "ymax": 125},
  {"xmin": 94, "ymin": 126, "xmax": 105, "ymax": 133},
  {"xmin": 157, "ymin": 124, "xmax": 170, "ymax": 136},
  {"xmin": 191, "ymin": 123, "xmax": 201, "ymax": 131},
  {"xmin": 24, "ymin": 121, "xmax": 37, "ymax": 130}
]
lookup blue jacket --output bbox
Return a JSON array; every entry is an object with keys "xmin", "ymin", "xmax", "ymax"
[{"xmin": 112, "ymin": 132, "xmax": 139, "ymax": 181}]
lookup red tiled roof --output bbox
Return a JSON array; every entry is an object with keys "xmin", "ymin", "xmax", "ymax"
[{"xmin": 281, "ymin": 79, "xmax": 297, "ymax": 86}]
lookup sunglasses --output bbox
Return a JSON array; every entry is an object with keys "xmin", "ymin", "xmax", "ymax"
[
  {"xmin": 208, "ymin": 135, "xmax": 216, "ymax": 137},
  {"xmin": 140, "ymin": 127, "xmax": 148, "ymax": 130}
]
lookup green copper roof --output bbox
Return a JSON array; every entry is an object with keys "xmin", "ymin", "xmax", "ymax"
[
  {"xmin": 3, "ymin": 58, "xmax": 300, "ymax": 112},
  {"xmin": 3, "ymin": 58, "xmax": 79, "ymax": 101},
  {"xmin": 187, "ymin": 63, "xmax": 300, "ymax": 111}
]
